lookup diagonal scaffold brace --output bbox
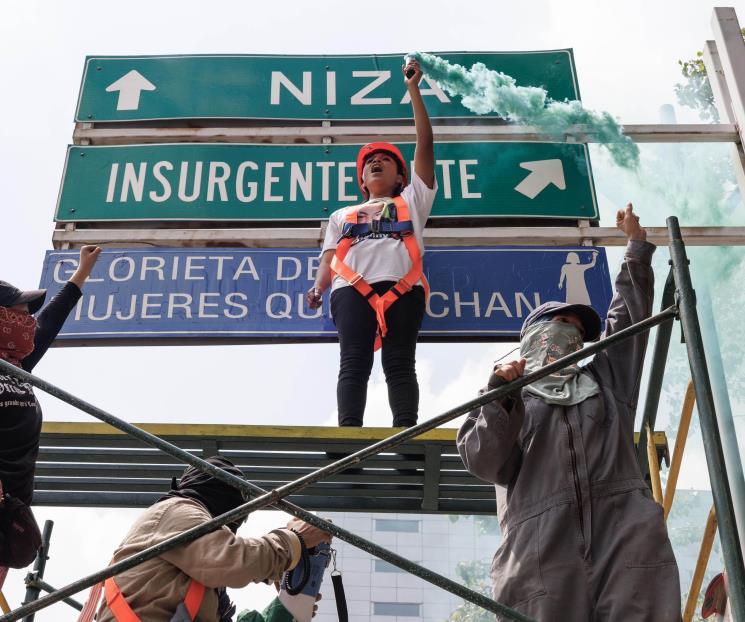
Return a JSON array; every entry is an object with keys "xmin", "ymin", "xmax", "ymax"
[{"xmin": 0, "ymin": 302, "xmax": 677, "ymax": 622}]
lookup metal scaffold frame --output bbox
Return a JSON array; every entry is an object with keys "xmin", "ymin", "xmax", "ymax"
[{"xmin": 0, "ymin": 217, "xmax": 743, "ymax": 622}]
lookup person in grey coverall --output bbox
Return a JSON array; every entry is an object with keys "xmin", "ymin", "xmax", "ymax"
[{"xmin": 457, "ymin": 204, "xmax": 681, "ymax": 621}]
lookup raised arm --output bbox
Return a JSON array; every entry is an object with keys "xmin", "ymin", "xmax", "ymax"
[
  {"xmin": 403, "ymin": 59, "xmax": 435, "ymax": 189},
  {"xmin": 587, "ymin": 204, "xmax": 655, "ymax": 407},
  {"xmin": 457, "ymin": 359, "xmax": 526, "ymax": 485},
  {"xmin": 23, "ymin": 245, "xmax": 101, "ymax": 371}
]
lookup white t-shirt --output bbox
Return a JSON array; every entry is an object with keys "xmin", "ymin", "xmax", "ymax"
[{"xmin": 322, "ymin": 171, "xmax": 438, "ymax": 292}]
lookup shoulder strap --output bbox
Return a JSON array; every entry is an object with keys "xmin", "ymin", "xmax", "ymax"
[
  {"xmin": 332, "ymin": 572, "xmax": 349, "ymax": 622},
  {"xmin": 183, "ymin": 580, "xmax": 206, "ymax": 619},
  {"xmin": 103, "ymin": 577, "xmax": 204, "ymax": 622},
  {"xmin": 104, "ymin": 578, "xmax": 142, "ymax": 622},
  {"xmin": 392, "ymin": 195, "xmax": 411, "ymax": 222}
]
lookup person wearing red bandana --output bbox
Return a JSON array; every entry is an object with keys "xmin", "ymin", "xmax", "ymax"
[{"xmin": 0, "ymin": 246, "xmax": 101, "ymax": 510}]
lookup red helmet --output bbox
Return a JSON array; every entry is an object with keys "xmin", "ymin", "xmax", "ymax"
[{"xmin": 356, "ymin": 142, "xmax": 408, "ymax": 198}]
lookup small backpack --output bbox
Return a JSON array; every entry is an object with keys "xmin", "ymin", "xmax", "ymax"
[{"xmin": 0, "ymin": 481, "xmax": 42, "ymax": 568}]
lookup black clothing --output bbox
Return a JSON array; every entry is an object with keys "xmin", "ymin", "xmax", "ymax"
[
  {"xmin": 158, "ymin": 456, "xmax": 246, "ymax": 532},
  {"xmin": 0, "ymin": 282, "xmax": 81, "ymax": 504},
  {"xmin": 0, "ymin": 281, "xmax": 46, "ymax": 315},
  {"xmin": 330, "ymin": 282, "xmax": 425, "ymax": 427}
]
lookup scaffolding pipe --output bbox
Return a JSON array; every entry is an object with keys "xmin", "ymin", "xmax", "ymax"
[
  {"xmin": 20, "ymin": 521, "xmax": 52, "ymax": 622},
  {"xmin": 664, "ymin": 381, "xmax": 696, "ymax": 521},
  {"xmin": 0, "ymin": 305, "xmax": 677, "ymax": 622},
  {"xmin": 637, "ymin": 269, "xmax": 676, "ymax": 479},
  {"xmin": 682, "ymin": 506, "xmax": 718, "ymax": 622},
  {"xmin": 668, "ymin": 216, "xmax": 745, "ymax": 620},
  {"xmin": 646, "ymin": 424, "xmax": 664, "ymax": 505},
  {"xmin": 698, "ymin": 286, "xmax": 745, "ymax": 553},
  {"xmin": 23, "ymin": 579, "xmax": 82, "ymax": 612}
]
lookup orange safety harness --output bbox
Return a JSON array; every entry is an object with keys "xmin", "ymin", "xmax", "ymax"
[
  {"xmin": 103, "ymin": 576, "xmax": 205, "ymax": 622},
  {"xmin": 330, "ymin": 195, "xmax": 429, "ymax": 352}
]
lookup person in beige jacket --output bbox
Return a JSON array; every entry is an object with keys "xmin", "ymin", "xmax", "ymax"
[{"xmin": 97, "ymin": 456, "xmax": 330, "ymax": 622}]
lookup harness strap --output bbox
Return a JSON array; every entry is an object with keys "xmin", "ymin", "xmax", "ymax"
[
  {"xmin": 331, "ymin": 572, "xmax": 349, "ymax": 622},
  {"xmin": 104, "ymin": 578, "xmax": 141, "ymax": 622},
  {"xmin": 183, "ymin": 579, "xmax": 205, "ymax": 619},
  {"xmin": 331, "ymin": 196, "xmax": 428, "ymax": 351},
  {"xmin": 340, "ymin": 220, "xmax": 413, "ymax": 240},
  {"xmin": 103, "ymin": 577, "xmax": 205, "ymax": 622}
]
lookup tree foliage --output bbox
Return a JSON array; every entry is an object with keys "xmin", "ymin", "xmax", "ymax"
[
  {"xmin": 674, "ymin": 29, "xmax": 745, "ymax": 122},
  {"xmin": 447, "ymin": 560, "xmax": 495, "ymax": 622},
  {"xmin": 674, "ymin": 51, "xmax": 719, "ymax": 122}
]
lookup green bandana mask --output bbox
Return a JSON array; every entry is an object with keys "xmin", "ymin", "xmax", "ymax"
[{"xmin": 519, "ymin": 320, "xmax": 600, "ymax": 406}]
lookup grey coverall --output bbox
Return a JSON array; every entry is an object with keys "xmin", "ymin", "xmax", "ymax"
[{"xmin": 457, "ymin": 240, "xmax": 681, "ymax": 621}]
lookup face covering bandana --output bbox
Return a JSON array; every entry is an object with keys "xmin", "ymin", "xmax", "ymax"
[
  {"xmin": 519, "ymin": 320, "xmax": 600, "ymax": 406},
  {"xmin": 0, "ymin": 306, "xmax": 36, "ymax": 367}
]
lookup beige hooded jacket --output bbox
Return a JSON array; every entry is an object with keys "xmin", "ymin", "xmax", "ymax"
[{"xmin": 97, "ymin": 497, "xmax": 300, "ymax": 622}]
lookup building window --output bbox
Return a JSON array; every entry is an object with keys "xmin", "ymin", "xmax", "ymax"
[
  {"xmin": 374, "ymin": 518, "xmax": 420, "ymax": 533},
  {"xmin": 374, "ymin": 559, "xmax": 410, "ymax": 573},
  {"xmin": 373, "ymin": 602, "xmax": 421, "ymax": 617}
]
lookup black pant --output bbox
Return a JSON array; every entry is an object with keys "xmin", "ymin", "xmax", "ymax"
[{"xmin": 330, "ymin": 282, "xmax": 426, "ymax": 427}]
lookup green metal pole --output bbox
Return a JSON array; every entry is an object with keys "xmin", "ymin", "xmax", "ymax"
[
  {"xmin": 667, "ymin": 216, "xmax": 745, "ymax": 620},
  {"xmin": 22, "ymin": 579, "xmax": 82, "ymax": 612},
  {"xmin": 0, "ymin": 307, "xmax": 676, "ymax": 622},
  {"xmin": 21, "ymin": 520, "xmax": 52, "ymax": 622},
  {"xmin": 698, "ymin": 286, "xmax": 745, "ymax": 556},
  {"xmin": 636, "ymin": 268, "xmax": 676, "ymax": 479}
]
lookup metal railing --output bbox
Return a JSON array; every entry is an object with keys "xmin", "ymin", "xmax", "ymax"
[{"xmin": 0, "ymin": 216, "xmax": 743, "ymax": 621}]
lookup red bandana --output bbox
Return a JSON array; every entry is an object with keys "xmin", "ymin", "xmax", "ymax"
[{"xmin": 0, "ymin": 306, "xmax": 36, "ymax": 367}]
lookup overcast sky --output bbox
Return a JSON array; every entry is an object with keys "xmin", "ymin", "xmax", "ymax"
[{"xmin": 2, "ymin": 0, "xmax": 745, "ymax": 619}]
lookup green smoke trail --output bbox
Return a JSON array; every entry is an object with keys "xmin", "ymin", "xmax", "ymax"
[{"xmin": 406, "ymin": 51, "xmax": 640, "ymax": 169}]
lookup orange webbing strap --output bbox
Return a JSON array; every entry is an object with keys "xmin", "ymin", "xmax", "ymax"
[
  {"xmin": 104, "ymin": 577, "xmax": 141, "ymax": 622},
  {"xmin": 76, "ymin": 581, "xmax": 103, "ymax": 622},
  {"xmin": 183, "ymin": 579, "xmax": 206, "ymax": 619},
  {"xmin": 330, "ymin": 196, "xmax": 428, "ymax": 351},
  {"xmin": 100, "ymin": 577, "xmax": 205, "ymax": 622}
]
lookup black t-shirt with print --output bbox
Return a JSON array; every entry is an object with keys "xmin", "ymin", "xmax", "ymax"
[{"xmin": 1, "ymin": 282, "xmax": 81, "ymax": 504}]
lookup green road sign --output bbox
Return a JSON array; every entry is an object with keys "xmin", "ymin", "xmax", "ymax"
[
  {"xmin": 55, "ymin": 142, "xmax": 598, "ymax": 222},
  {"xmin": 75, "ymin": 51, "xmax": 579, "ymax": 122}
]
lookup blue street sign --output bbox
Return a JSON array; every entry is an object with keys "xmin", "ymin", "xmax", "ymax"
[{"xmin": 39, "ymin": 247, "xmax": 612, "ymax": 343}]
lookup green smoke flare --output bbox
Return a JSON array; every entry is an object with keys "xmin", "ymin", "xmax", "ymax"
[{"xmin": 406, "ymin": 51, "xmax": 640, "ymax": 169}]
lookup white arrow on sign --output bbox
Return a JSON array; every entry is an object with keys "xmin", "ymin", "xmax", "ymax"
[
  {"xmin": 514, "ymin": 159, "xmax": 566, "ymax": 199},
  {"xmin": 105, "ymin": 70, "xmax": 156, "ymax": 111}
]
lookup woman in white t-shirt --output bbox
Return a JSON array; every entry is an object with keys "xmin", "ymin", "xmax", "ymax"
[{"xmin": 306, "ymin": 59, "xmax": 436, "ymax": 427}]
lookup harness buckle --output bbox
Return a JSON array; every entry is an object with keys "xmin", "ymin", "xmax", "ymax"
[
  {"xmin": 370, "ymin": 219, "xmax": 381, "ymax": 234},
  {"xmin": 349, "ymin": 273, "xmax": 364, "ymax": 286}
]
